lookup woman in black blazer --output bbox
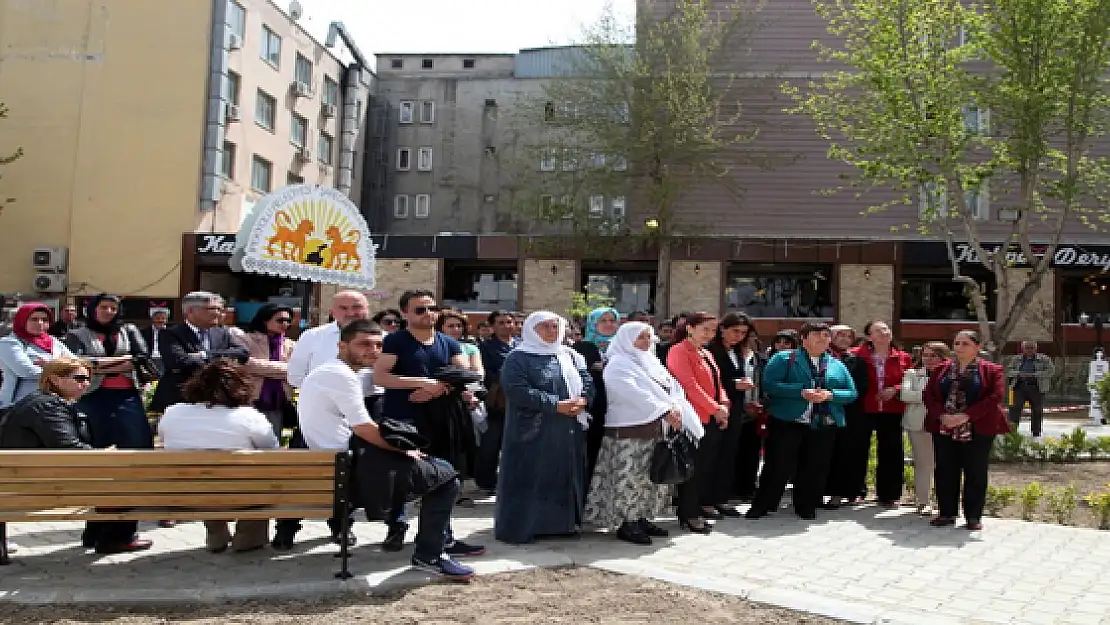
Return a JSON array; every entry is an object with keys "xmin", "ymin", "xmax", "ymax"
[{"xmin": 708, "ymin": 312, "xmax": 760, "ymax": 515}]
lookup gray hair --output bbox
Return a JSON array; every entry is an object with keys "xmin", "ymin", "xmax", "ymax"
[{"xmin": 182, "ymin": 291, "xmax": 224, "ymax": 314}]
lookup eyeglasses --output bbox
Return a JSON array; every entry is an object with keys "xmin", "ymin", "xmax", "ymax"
[
  {"xmin": 274, "ymin": 317, "xmax": 293, "ymax": 324},
  {"xmin": 412, "ymin": 306, "xmax": 440, "ymax": 315},
  {"xmin": 70, "ymin": 374, "xmax": 91, "ymax": 383},
  {"xmin": 205, "ymin": 306, "xmax": 225, "ymax": 312}
]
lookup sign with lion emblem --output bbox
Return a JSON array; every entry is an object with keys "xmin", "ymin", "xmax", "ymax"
[{"xmin": 229, "ymin": 184, "xmax": 377, "ymax": 289}]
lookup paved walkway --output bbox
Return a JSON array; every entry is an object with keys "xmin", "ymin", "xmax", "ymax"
[{"xmin": 5, "ymin": 500, "xmax": 1110, "ymax": 624}]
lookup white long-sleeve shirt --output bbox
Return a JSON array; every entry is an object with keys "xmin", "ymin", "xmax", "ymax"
[
  {"xmin": 297, "ymin": 359, "xmax": 374, "ymax": 450},
  {"xmin": 287, "ymin": 321, "xmax": 381, "ymax": 396}
]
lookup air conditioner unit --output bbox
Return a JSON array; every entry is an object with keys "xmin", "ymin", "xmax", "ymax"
[
  {"xmin": 33, "ymin": 273, "xmax": 67, "ymax": 293},
  {"xmin": 291, "ymin": 81, "xmax": 311, "ymax": 97},
  {"xmin": 225, "ymin": 103, "xmax": 241, "ymax": 122},
  {"xmin": 228, "ymin": 33, "xmax": 242, "ymax": 50},
  {"xmin": 296, "ymin": 147, "xmax": 312, "ymax": 162},
  {"xmin": 321, "ymin": 103, "xmax": 338, "ymax": 118},
  {"xmin": 32, "ymin": 247, "xmax": 68, "ymax": 272}
]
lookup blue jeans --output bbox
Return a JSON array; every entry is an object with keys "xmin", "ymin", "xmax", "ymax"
[{"xmin": 78, "ymin": 388, "xmax": 153, "ymax": 449}]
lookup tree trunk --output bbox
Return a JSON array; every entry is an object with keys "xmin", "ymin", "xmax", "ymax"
[{"xmin": 655, "ymin": 239, "xmax": 671, "ymax": 320}]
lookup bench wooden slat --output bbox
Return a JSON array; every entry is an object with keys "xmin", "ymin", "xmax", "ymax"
[
  {"xmin": 0, "ymin": 492, "xmax": 333, "ymax": 510},
  {"xmin": 0, "ymin": 465, "xmax": 335, "ymax": 480},
  {"xmin": 0, "ymin": 507, "xmax": 332, "ymax": 522},
  {"xmin": 0, "ymin": 479, "xmax": 335, "ymax": 494},
  {"xmin": 0, "ymin": 450, "xmax": 339, "ymax": 467}
]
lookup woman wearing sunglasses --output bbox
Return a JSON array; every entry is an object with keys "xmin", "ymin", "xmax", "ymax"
[
  {"xmin": 0, "ymin": 357, "xmax": 153, "ymax": 555},
  {"xmin": 241, "ymin": 304, "xmax": 297, "ymax": 439},
  {"xmin": 373, "ymin": 309, "xmax": 403, "ymax": 333}
]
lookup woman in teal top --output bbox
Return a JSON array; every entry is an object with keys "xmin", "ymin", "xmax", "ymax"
[
  {"xmin": 436, "ymin": 311, "xmax": 484, "ymax": 377},
  {"xmin": 746, "ymin": 321, "xmax": 858, "ymax": 521}
]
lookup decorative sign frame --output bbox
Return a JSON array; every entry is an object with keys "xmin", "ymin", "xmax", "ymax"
[{"xmin": 230, "ymin": 184, "xmax": 377, "ymax": 289}]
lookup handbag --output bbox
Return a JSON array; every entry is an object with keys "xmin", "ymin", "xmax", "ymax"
[
  {"xmin": 125, "ymin": 326, "xmax": 160, "ymax": 385},
  {"xmin": 649, "ymin": 429, "xmax": 696, "ymax": 485}
]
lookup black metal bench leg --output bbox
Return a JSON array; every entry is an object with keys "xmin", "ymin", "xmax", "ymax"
[
  {"xmin": 333, "ymin": 451, "xmax": 353, "ymax": 580},
  {"xmin": 0, "ymin": 521, "xmax": 10, "ymax": 565}
]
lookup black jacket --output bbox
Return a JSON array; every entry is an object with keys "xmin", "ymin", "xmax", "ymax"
[
  {"xmin": 149, "ymin": 324, "xmax": 249, "ymax": 412},
  {"xmin": 709, "ymin": 343, "xmax": 763, "ymax": 423},
  {"xmin": 838, "ymin": 350, "xmax": 870, "ymax": 420},
  {"xmin": 0, "ymin": 389, "xmax": 92, "ymax": 449}
]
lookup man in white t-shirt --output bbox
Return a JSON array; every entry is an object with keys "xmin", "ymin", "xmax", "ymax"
[
  {"xmin": 287, "ymin": 290, "xmax": 372, "ymax": 388},
  {"xmin": 279, "ymin": 319, "xmax": 475, "ymax": 581}
]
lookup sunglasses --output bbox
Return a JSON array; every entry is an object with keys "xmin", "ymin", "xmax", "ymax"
[
  {"xmin": 380, "ymin": 317, "xmax": 399, "ymax": 326},
  {"xmin": 412, "ymin": 306, "xmax": 440, "ymax": 315},
  {"xmin": 70, "ymin": 374, "xmax": 91, "ymax": 383}
]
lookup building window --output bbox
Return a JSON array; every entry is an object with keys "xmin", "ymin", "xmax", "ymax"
[
  {"xmin": 441, "ymin": 263, "xmax": 518, "ymax": 312},
  {"xmin": 612, "ymin": 155, "xmax": 628, "ymax": 171},
  {"xmin": 420, "ymin": 100, "xmax": 435, "ymax": 124},
  {"xmin": 290, "ymin": 113, "xmax": 307, "ymax": 147},
  {"xmin": 394, "ymin": 195, "xmax": 409, "ymax": 218},
  {"xmin": 901, "ymin": 272, "xmax": 996, "ymax": 320},
  {"xmin": 322, "ymin": 76, "xmax": 339, "ymax": 106},
  {"xmin": 260, "ymin": 25, "xmax": 281, "ymax": 67},
  {"xmin": 228, "ymin": 1, "xmax": 246, "ymax": 39},
  {"xmin": 582, "ymin": 271, "xmax": 656, "ymax": 315},
  {"xmin": 397, "ymin": 148, "xmax": 411, "ymax": 171},
  {"xmin": 611, "ymin": 196, "xmax": 626, "ymax": 220},
  {"xmin": 539, "ymin": 148, "xmax": 556, "ymax": 172},
  {"xmin": 287, "ymin": 172, "xmax": 304, "ymax": 185},
  {"xmin": 414, "ymin": 194, "xmax": 430, "ymax": 218},
  {"xmin": 220, "ymin": 142, "xmax": 235, "ymax": 178},
  {"xmin": 589, "ymin": 195, "xmax": 605, "ymax": 218},
  {"xmin": 391, "ymin": 59, "xmax": 403, "ymax": 69},
  {"xmin": 255, "ymin": 89, "xmax": 276, "ymax": 130},
  {"xmin": 919, "ymin": 181, "xmax": 988, "ymax": 220},
  {"xmin": 562, "ymin": 148, "xmax": 577, "ymax": 171},
  {"xmin": 251, "ymin": 155, "xmax": 273, "ymax": 192},
  {"xmin": 964, "ymin": 105, "xmax": 989, "ymax": 134},
  {"xmin": 399, "ymin": 100, "xmax": 414, "ymax": 124},
  {"xmin": 294, "ymin": 53, "xmax": 312, "ymax": 86},
  {"xmin": 724, "ymin": 266, "xmax": 835, "ymax": 318},
  {"xmin": 318, "ymin": 133, "xmax": 334, "ymax": 165},
  {"xmin": 422, "ymin": 58, "xmax": 434, "ymax": 69},
  {"xmin": 417, "ymin": 147, "xmax": 433, "ymax": 171},
  {"xmin": 224, "ymin": 71, "xmax": 240, "ymax": 105},
  {"xmin": 544, "ymin": 101, "xmax": 556, "ymax": 122},
  {"xmin": 463, "ymin": 58, "xmax": 475, "ymax": 69},
  {"xmin": 1062, "ymin": 272, "xmax": 1110, "ymax": 324}
]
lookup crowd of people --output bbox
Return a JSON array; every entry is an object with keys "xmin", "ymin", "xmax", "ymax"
[{"xmin": 0, "ymin": 288, "xmax": 1029, "ymax": 581}]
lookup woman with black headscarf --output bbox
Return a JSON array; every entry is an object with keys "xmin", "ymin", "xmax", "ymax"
[
  {"xmin": 242, "ymin": 304, "xmax": 296, "ymax": 439},
  {"xmin": 63, "ymin": 294, "xmax": 153, "ymax": 449}
]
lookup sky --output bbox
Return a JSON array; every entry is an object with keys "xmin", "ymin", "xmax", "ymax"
[{"xmin": 292, "ymin": 0, "xmax": 636, "ymax": 65}]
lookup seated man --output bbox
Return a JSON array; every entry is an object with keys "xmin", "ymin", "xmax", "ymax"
[{"xmin": 297, "ymin": 319, "xmax": 477, "ymax": 582}]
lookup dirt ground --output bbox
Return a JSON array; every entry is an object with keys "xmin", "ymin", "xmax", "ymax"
[
  {"xmin": 5, "ymin": 567, "xmax": 843, "ymax": 624},
  {"xmin": 988, "ymin": 461, "xmax": 1110, "ymax": 528}
]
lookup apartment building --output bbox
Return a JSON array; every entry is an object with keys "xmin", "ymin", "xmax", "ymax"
[{"xmin": 0, "ymin": 0, "xmax": 370, "ymax": 324}]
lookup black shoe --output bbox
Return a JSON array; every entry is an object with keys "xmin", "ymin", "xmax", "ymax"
[
  {"xmin": 796, "ymin": 510, "xmax": 817, "ymax": 520},
  {"xmin": 270, "ymin": 530, "xmax": 296, "ymax": 552},
  {"xmin": 700, "ymin": 507, "xmax": 723, "ymax": 521},
  {"xmin": 616, "ymin": 522, "xmax": 652, "ymax": 545},
  {"xmin": 679, "ymin": 518, "xmax": 712, "ymax": 534},
  {"xmin": 382, "ymin": 522, "xmax": 408, "ymax": 552},
  {"xmin": 638, "ymin": 519, "xmax": 669, "ymax": 538},
  {"xmin": 715, "ymin": 505, "xmax": 741, "ymax": 518},
  {"xmin": 745, "ymin": 507, "xmax": 769, "ymax": 520}
]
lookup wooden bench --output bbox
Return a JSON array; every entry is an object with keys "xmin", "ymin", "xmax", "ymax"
[{"xmin": 0, "ymin": 449, "xmax": 355, "ymax": 578}]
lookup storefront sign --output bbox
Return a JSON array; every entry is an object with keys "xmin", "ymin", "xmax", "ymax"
[
  {"xmin": 906, "ymin": 241, "xmax": 1110, "ymax": 270},
  {"xmin": 196, "ymin": 234, "xmax": 236, "ymax": 255},
  {"xmin": 229, "ymin": 184, "xmax": 378, "ymax": 289}
]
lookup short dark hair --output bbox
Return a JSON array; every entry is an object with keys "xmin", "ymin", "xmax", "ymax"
[
  {"xmin": 672, "ymin": 311, "xmax": 717, "ymax": 342},
  {"xmin": 955, "ymin": 329, "xmax": 982, "ymax": 345},
  {"xmin": 340, "ymin": 319, "xmax": 383, "ymax": 342},
  {"xmin": 487, "ymin": 309, "xmax": 514, "ymax": 326},
  {"xmin": 713, "ymin": 311, "xmax": 756, "ymax": 351},
  {"xmin": 181, "ymin": 361, "xmax": 253, "ymax": 408},
  {"xmin": 248, "ymin": 303, "xmax": 295, "ymax": 334},
  {"xmin": 399, "ymin": 289, "xmax": 435, "ymax": 312},
  {"xmin": 862, "ymin": 319, "xmax": 890, "ymax": 337},
  {"xmin": 799, "ymin": 321, "xmax": 832, "ymax": 338},
  {"xmin": 373, "ymin": 308, "xmax": 402, "ymax": 324},
  {"xmin": 435, "ymin": 310, "xmax": 470, "ymax": 337}
]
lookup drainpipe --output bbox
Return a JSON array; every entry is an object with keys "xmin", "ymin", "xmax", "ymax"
[
  {"xmin": 326, "ymin": 22, "xmax": 371, "ymax": 197},
  {"xmin": 199, "ymin": 0, "xmax": 231, "ymax": 216}
]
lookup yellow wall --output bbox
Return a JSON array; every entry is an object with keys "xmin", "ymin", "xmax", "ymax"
[{"xmin": 0, "ymin": 0, "xmax": 213, "ymax": 298}]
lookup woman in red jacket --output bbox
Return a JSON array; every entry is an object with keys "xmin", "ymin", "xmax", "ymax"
[
  {"xmin": 851, "ymin": 320, "xmax": 913, "ymax": 507},
  {"xmin": 924, "ymin": 330, "xmax": 1010, "ymax": 530},
  {"xmin": 666, "ymin": 311, "xmax": 729, "ymax": 534}
]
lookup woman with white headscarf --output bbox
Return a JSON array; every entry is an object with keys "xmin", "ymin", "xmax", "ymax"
[
  {"xmin": 584, "ymin": 322, "xmax": 703, "ymax": 545},
  {"xmin": 494, "ymin": 311, "xmax": 595, "ymax": 544}
]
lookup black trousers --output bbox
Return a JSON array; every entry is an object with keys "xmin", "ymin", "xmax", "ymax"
[
  {"xmin": 751, "ymin": 419, "xmax": 837, "ymax": 516},
  {"xmin": 709, "ymin": 413, "xmax": 743, "ymax": 505},
  {"xmin": 869, "ymin": 412, "xmax": 905, "ymax": 503},
  {"xmin": 81, "ymin": 520, "xmax": 139, "ymax": 548},
  {"xmin": 585, "ymin": 411, "xmax": 606, "ymax": 486},
  {"xmin": 1009, "ymin": 384, "xmax": 1045, "ymax": 436},
  {"xmin": 826, "ymin": 410, "xmax": 870, "ymax": 500},
  {"xmin": 733, "ymin": 419, "xmax": 763, "ymax": 499},
  {"xmin": 677, "ymin": 418, "xmax": 722, "ymax": 520},
  {"xmin": 474, "ymin": 408, "xmax": 504, "ymax": 490},
  {"xmin": 933, "ymin": 432, "xmax": 994, "ymax": 521}
]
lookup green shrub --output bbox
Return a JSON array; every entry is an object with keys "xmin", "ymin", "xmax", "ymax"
[
  {"xmin": 1061, "ymin": 428, "xmax": 1089, "ymax": 462},
  {"xmin": 1020, "ymin": 482, "xmax": 1045, "ymax": 520},
  {"xmin": 984, "ymin": 486, "xmax": 1018, "ymax": 517},
  {"xmin": 1027, "ymin": 440, "xmax": 1050, "ymax": 463},
  {"xmin": 1098, "ymin": 436, "xmax": 1110, "ymax": 457},
  {"xmin": 1086, "ymin": 488, "xmax": 1110, "ymax": 530},
  {"xmin": 1044, "ymin": 438, "xmax": 1068, "ymax": 463},
  {"xmin": 904, "ymin": 464, "xmax": 916, "ymax": 495},
  {"xmin": 865, "ymin": 437, "xmax": 878, "ymax": 489},
  {"xmin": 994, "ymin": 431, "xmax": 1028, "ymax": 463},
  {"xmin": 1045, "ymin": 485, "xmax": 1078, "ymax": 525}
]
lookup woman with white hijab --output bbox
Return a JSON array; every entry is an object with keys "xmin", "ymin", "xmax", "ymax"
[
  {"xmin": 584, "ymin": 322, "xmax": 703, "ymax": 545},
  {"xmin": 494, "ymin": 311, "xmax": 595, "ymax": 544}
]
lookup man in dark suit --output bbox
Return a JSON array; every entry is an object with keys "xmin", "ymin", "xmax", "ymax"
[
  {"xmin": 149, "ymin": 292, "xmax": 248, "ymax": 413},
  {"xmin": 141, "ymin": 307, "xmax": 171, "ymax": 376}
]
